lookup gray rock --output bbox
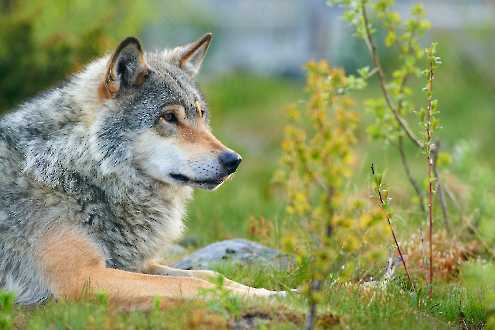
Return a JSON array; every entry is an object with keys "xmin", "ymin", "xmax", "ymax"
[{"xmin": 174, "ymin": 239, "xmax": 293, "ymax": 270}]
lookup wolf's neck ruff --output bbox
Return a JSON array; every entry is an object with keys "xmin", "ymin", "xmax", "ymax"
[{"xmin": 16, "ymin": 91, "xmax": 191, "ymax": 270}]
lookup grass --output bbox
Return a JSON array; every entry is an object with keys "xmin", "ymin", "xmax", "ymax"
[
  {"xmin": 4, "ymin": 42, "xmax": 495, "ymax": 328},
  {"xmin": 4, "ymin": 267, "xmax": 486, "ymax": 329}
]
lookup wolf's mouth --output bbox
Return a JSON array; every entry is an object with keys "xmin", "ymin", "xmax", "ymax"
[{"xmin": 169, "ymin": 173, "xmax": 225, "ymax": 188}]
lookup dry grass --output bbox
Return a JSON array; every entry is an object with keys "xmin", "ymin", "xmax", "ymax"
[{"xmin": 402, "ymin": 230, "xmax": 478, "ymax": 281}]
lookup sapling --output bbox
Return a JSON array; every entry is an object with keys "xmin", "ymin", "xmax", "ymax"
[
  {"xmin": 330, "ymin": 0, "xmax": 451, "ymax": 229},
  {"xmin": 275, "ymin": 61, "xmax": 387, "ymax": 330},
  {"xmin": 423, "ymin": 42, "xmax": 441, "ymax": 298},
  {"xmin": 371, "ymin": 163, "xmax": 415, "ymax": 290}
]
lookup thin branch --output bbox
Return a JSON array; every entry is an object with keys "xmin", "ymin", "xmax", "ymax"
[
  {"xmin": 300, "ymin": 154, "xmax": 333, "ymax": 330},
  {"xmin": 391, "ymin": 9, "xmax": 452, "ymax": 232},
  {"xmin": 371, "ymin": 163, "xmax": 415, "ymax": 291},
  {"xmin": 444, "ymin": 182, "xmax": 461, "ymax": 211},
  {"xmin": 427, "ymin": 157, "xmax": 434, "ymax": 299},
  {"xmin": 431, "ymin": 142, "xmax": 450, "ymax": 232},
  {"xmin": 396, "ymin": 56, "xmax": 449, "ymax": 231},
  {"xmin": 304, "ymin": 280, "xmax": 321, "ymax": 330},
  {"xmin": 360, "ymin": 2, "xmax": 423, "ymax": 149},
  {"xmin": 398, "ymin": 136, "xmax": 426, "ymax": 216},
  {"xmin": 425, "ymin": 56, "xmax": 435, "ymax": 299}
]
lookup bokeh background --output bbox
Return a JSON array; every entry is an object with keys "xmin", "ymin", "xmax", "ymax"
[{"xmin": 1, "ymin": 0, "xmax": 494, "ymax": 247}]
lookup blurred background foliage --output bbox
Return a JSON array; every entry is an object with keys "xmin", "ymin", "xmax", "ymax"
[
  {"xmin": 0, "ymin": 0, "xmax": 159, "ymax": 110},
  {"xmin": 1, "ymin": 0, "xmax": 495, "ymax": 327},
  {"xmin": 1, "ymin": 0, "xmax": 494, "ymax": 247}
]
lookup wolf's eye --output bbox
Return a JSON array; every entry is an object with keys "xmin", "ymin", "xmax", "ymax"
[{"xmin": 161, "ymin": 112, "xmax": 177, "ymax": 124}]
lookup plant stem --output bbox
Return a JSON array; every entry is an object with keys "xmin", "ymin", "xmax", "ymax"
[
  {"xmin": 305, "ymin": 302, "xmax": 317, "ymax": 330},
  {"xmin": 398, "ymin": 136, "xmax": 426, "ymax": 216},
  {"xmin": 371, "ymin": 163, "xmax": 415, "ymax": 291},
  {"xmin": 427, "ymin": 157, "xmax": 433, "ymax": 298},
  {"xmin": 304, "ymin": 280, "xmax": 321, "ymax": 330},
  {"xmin": 425, "ymin": 57, "xmax": 435, "ymax": 299},
  {"xmin": 431, "ymin": 142, "xmax": 450, "ymax": 232}
]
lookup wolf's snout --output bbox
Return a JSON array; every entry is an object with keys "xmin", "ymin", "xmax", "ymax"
[{"xmin": 219, "ymin": 151, "xmax": 242, "ymax": 174}]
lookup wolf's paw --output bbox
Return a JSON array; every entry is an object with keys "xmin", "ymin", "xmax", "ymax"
[{"xmin": 249, "ymin": 288, "xmax": 295, "ymax": 298}]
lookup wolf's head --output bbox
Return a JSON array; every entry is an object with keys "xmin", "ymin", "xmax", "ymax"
[{"xmin": 88, "ymin": 34, "xmax": 241, "ymax": 190}]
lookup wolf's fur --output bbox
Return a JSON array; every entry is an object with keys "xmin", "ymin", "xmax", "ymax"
[{"xmin": 0, "ymin": 34, "xmax": 281, "ymax": 306}]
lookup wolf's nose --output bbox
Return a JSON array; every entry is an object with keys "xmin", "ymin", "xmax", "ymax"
[{"xmin": 219, "ymin": 151, "xmax": 242, "ymax": 174}]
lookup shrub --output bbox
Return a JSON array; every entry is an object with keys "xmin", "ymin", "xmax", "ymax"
[{"xmin": 274, "ymin": 60, "xmax": 388, "ymax": 329}]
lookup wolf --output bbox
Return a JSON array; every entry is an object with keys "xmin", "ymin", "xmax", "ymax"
[{"xmin": 0, "ymin": 33, "xmax": 284, "ymax": 308}]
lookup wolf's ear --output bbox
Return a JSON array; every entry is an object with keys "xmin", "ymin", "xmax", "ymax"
[
  {"xmin": 100, "ymin": 37, "xmax": 149, "ymax": 98},
  {"xmin": 174, "ymin": 33, "xmax": 212, "ymax": 77}
]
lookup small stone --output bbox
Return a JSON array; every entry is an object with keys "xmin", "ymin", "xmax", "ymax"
[{"xmin": 174, "ymin": 239, "xmax": 293, "ymax": 271}]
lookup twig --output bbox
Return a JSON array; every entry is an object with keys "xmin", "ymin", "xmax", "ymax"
[
  {"xmin": 304, "ymin": 280, "xmax": 321, "ymax": 330},
  {"xmin": 360, "ymin": 2, "xmax": 423, "ymax": 149},
  {"xmin": 398, "ymin": 136, "xmax": 426, "ymax": 216},
  {"xmin": 393, "ymin": 11, "xmax": 451, "ymax": 233},
  {"xmin": 427, "ymin": 155, "xmax": 434, "ymax": 299},
  {"xmin": 425, "ymin": 54, "xmax": 435, "ymax": 299},
  {"xmin": 371, "ymin": 163, "xmax": 415, "ymax": 291},
  {"xmin": 431, "ymin": 142, "xmax": 450, "ymax": 232},
  {"xmin": 300, "ymin": 155, "xmax": 333, "ymax": 330},
  {"xmin": 444, "ymin": 182, "xmax": 461, "ymax": 211},
  {"xmin": 397, "ymin": 75, "xmax": 450, "ymax": 231}
]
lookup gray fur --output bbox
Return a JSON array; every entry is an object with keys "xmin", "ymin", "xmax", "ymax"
[{"xmin": 0, "ymin": 36, "xmax": 229, "ymax": 304}]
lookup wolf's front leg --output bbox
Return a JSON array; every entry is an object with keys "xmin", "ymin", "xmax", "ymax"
[
  {"xmin": 144, "ymin": 262, "xmax": 286, "ymax": 298},
  {"xmin": 37, "ymin": 228, "xmax": 272, "ymax": 310},
  {"xmin": 37, "ymin": 227, "xmax": 282, "ymax": 311}
]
